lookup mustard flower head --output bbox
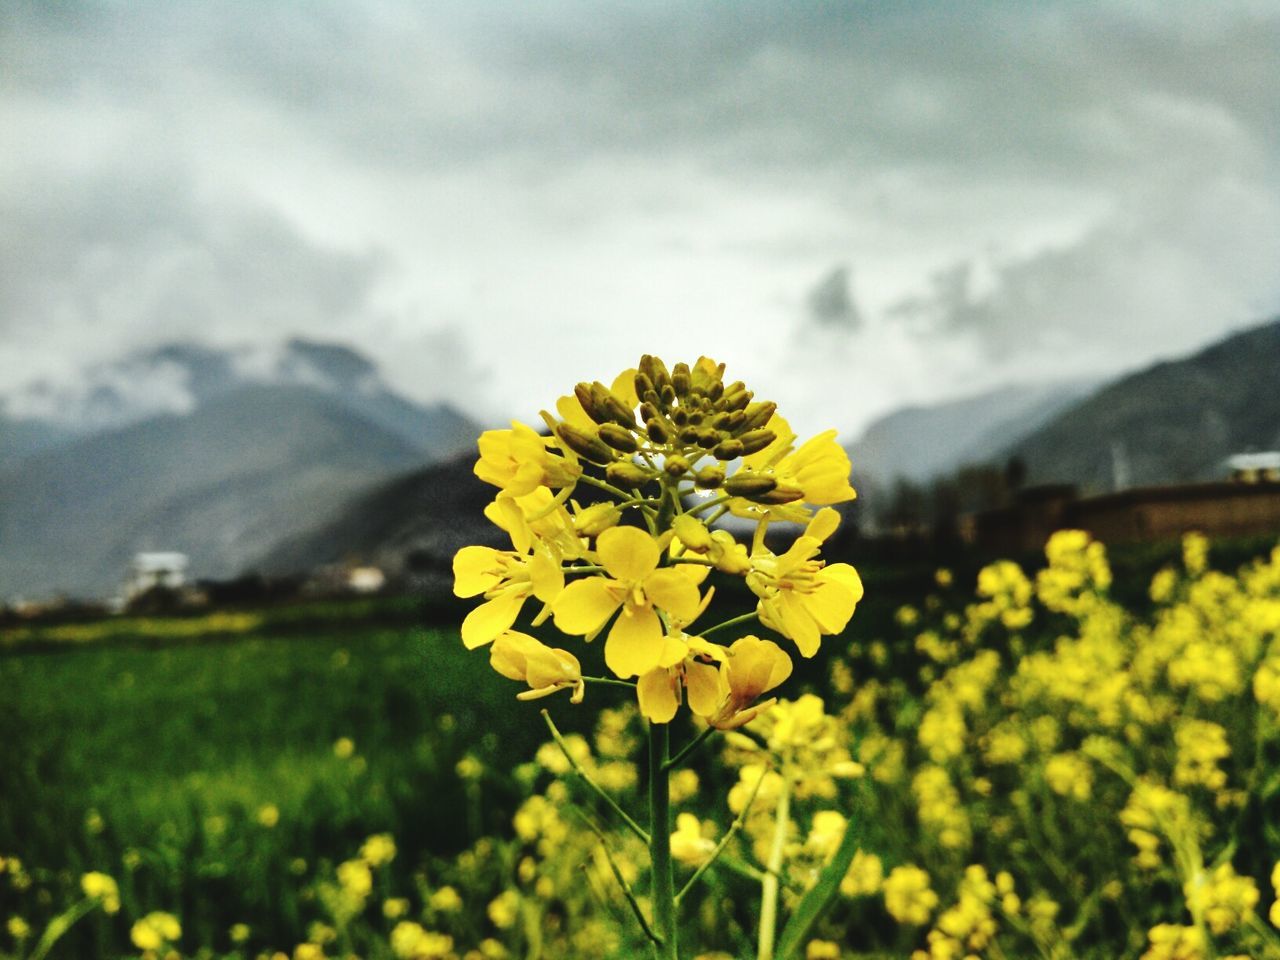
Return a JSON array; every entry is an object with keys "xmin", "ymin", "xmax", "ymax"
[{"xmin": 453, "ymin": 354, "xmax": 860, "ymax": 722}]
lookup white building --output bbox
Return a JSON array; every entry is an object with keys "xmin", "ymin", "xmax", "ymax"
[
  {"xmin": 124, "ymin": 552, "xmax": 189, "ymax": 600},
  {"xmin": 1226, "ymin": 452, "xmax": 1280, "ymax": 484}
]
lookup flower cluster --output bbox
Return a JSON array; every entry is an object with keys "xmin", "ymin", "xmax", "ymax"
[{"xmin": 453, "ymin": 355, "xmax": 861, "ymax": 724}]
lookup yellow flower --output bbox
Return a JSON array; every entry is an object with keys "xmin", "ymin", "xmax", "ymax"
[
  {"xmin": 229, "ymin": 923, "xmax": 251, "ymax": 943},
  {"xmin": 748, "ymin": 508, "xmax": 862, "ymax": 656},
  {"xmin": 337, "ymin": 858, "xmax": 373, "ymax": 899},
  {"xmin": 670, "ymin": 813, "xmax": 716, "ymax": 866},
  {"xmin": 487, "ymin": 890, "xmax": 520, "ymax": 929},
  {"xmin": 333, "ymin": 737, "xmax": 355, "ymax": 759},
  {"xmin": 257, "ymin": 803, "xmax": 280, "ymax": 828},
  {"xmin": 490, "ymin": 630, "xmax": 584, "ymax": 703},
  {"xmin": 884, "ymin": 865, "xmax": 937, "ymax": 925},
  {"xmin": 453, "ymin": 542, "xmax": 564, "ymax": 649},
  {"xmin": 429, "ymin": 885, "xmax": 463, "ymax": 912},
  {"xmin": 130, "ymin": 912, "xmax": 181, "ymax": 951},
  {"xmin": 383, "ymin": 898, "xmax": 409, "ymax": 919},
  {"xmin": 552, "ymin": 525, "xmax": 705, "ymax": 678},
  {"xmin": 840, "ymin": 850, "xmax": 883, "ymax": 897},
  {"xmin": 7, "ymin": 916, "xmax": 30, "ymax": 940},
  {"xmin": 694, "ymin": 635, "xmax": 792, "ymax": 729},
  {"xmin": 806, "ymin": 940, "xmax": 842, "ymax": 959},
  {"xmin": 391, "ymin": 921, "xmax": 455, "ymax": 959},
  {"xmin": 80, "ymin": 872, "xmax": 120, "ymax": 914},
  {"xmin": 727, "ymin": 415, "xmax": 856, "ymax": 521},
  {"xmin": 474, "ymin": 420, "xmax": 580, "ymax": 496},
  {"xmin": 359, "ymin": 833, "xmax": 396, "ymax": 867}
]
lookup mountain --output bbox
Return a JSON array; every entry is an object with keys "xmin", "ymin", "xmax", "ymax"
[
  {"xmin": 847, "ymin": 380, "xmax": 1098, "ymax": 486},
  {"xmin": 1012, "ymin": 318, "xmax": 1280, "ymax": 491},
  {"xmin": 0, "ymin": 340, "xmax": 482, "ymax": 599},
  {"xmin": 257, "ymin": 452, "xmax": 499, "ymax": 585}
]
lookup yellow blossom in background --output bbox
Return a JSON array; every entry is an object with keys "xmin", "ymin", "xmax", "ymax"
[
  {"xmin": 670, "ymin": 813, "xmax": 716, "ymax": 866},
  {"xmin": 336, "ymin": 858, "xmax": 373, "ymax": 899},
  {"xmin": 429, "ymin": 886, "xmax": 462, "ymax": 913},
  {"xmin": 840, "ymin": 849, "xmax": 884, "ymax": 897},
  {"xmin": 805, "ymin": 940, "xmax": 842, "ymax": 959},
  {"xmin": 359, "ymin": 833, "xmax": 396, "ymax": 867},
  {"xmin": 257, "ymin": 803, "xmax": 280, "ymax": 828},
  {"xmin": 80, "ymin": 871, "xmax": 120, "ymax": 914},
  {"xmin": 1044, "ymin": 752, "xmax": 1093, "ymax": 801},
  {"xmin": 6, "ymin": 916, "xmax": 30, "ymax": 941},
  {"xmin": 229, "ymin": 923, "xmax": 251, "ymax": 943},
  {"xmin": 332, "ymin": 737, "xmax": 355, "ymax": 759},
  {"xmin": 130, "ymin": 911, "xmax": 181, "ymax": 951},
  {"xmin": 487, "ymin": 889, "xmax": 520, "ymax": 929},
  {"xmin": 1183, "ymin": 863, "xmax": 1259, "ymax": 935},
  {"xmin": 884, "ymin": 865, "xmax": 938, "ymax": 925},
  {"xmin": 390, "ymin": 921, "xmax": 454, "ymax": 959}
]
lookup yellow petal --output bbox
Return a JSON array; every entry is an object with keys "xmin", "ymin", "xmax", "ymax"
[
  {"xmin": 605, "ymin": 604, "xmax": 665, "ymax": 679},
  {"xmin": 685, "ymin": 661, "xmax": 723, "ymax": 717},
  {"xmin": 597, "ymin": 526, "xmax": 660, "ymax": 582},
  {"xmin": 552, "ymin": 578, "xmax": 622, "ymax": 636},
  {"xmin": 770, "ymin": 592, "xmax": 822, "ymax": 658},
  {"xmin": 529, "ymin": 550, "xmax": 566, "ymax": 604},
  {"xmin": 610, "ymin": 368, "xmax": 640, "ymax": 412},
  {"xmin": 657, "ymin": 633, "xmax": 689, "ymax": 668},
  {"xmin": 637, "ymin": 668, "xmax": 679, "ymax": 723},
  {"xmin": 453, "ymin": 546, "xmax": 502, "ymax": 598},
  {"xmin": 556, "ymin": 393, "xmax": 596, "ymax": 431},
  {"xmin": 805, "ymin": 569, "xmax": 862, "ymax": 634},
  {"xmin": 643, "ymin": 568, "xmax": 702, "ymax": 623},
  {"xmin": 462, "ymin": 591, "xmax": 525, "ymax": 649},
  {"xmin": 804, "ymin": 507, "xmax": 841, "ymax": 543},
  {"xmin": 490, "ymin": 630, "xmax": 541, "ymax": 680}
]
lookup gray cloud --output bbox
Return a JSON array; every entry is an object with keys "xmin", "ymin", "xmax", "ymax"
[{"xmin": 2, "ymin": 0, "xmax": 1278, "ymax": 434}]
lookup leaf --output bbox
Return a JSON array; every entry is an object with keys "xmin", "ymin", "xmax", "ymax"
[{"xmin": 775, "ymin": 799, "xmax": 864, "ymax": 960}]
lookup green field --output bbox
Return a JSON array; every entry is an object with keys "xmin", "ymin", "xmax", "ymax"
[{"xmin": 0, "ymin": 611, "xmax": 586, "ymax": 956}]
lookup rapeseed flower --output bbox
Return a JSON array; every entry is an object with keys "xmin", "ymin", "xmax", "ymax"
[{"xmin": 490, "ymin": 630, "xmax": 584, "ymax": 703}]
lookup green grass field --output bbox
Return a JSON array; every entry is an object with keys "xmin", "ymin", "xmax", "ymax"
[{"xmin": 0, "ymin": 613, "xmax": 591, "ymax": 955}]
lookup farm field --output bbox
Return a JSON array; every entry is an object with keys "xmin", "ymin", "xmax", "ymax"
[{"xmin": 3, "ymin": 535, "xmax": 1280, "ymax": 959}]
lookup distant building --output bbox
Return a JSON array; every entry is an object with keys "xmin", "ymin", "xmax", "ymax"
[
  {"xmin": 1226, "ymin": 452, "xmax": 1280, "ymax": 484},
  {"xmin": 347, "ymin": 566, "xmax": 387, "ymax": 594},
  {"xmin": 124, "ymin": 552, "xmax": 189, "ymax": 600},
  {"xmin": 968, "ymin": 481, "xmax": 1280, "ymax": 555}
]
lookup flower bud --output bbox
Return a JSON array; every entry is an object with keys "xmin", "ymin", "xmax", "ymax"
[
  {"xmin": 753, "ymin": 482, "xmax": 805, "ymax": 504},
  {"xmin": 678, "ymin": 426, "xmax": 701, "ymax": 445},
  {"xmin": 639, "ymin": 401, "xmax": 660, "ymax": 423},
  {"xmin": 574, "ymin": 503, "xmax": 622, "ymax": 537},
  {"xmin": 591, "ymin": 382, "xmax": 637, "ymax": 428},
  {"xmin": 598, "ymin": 422, "xmax": 639, "ymax": 453},
  {"xmin": 664, "ymin": 455, "xmax": 690, "ymax": 477},
  {"xmin": 607, "ymin": 460, "xmax": 653, "ymax": 488},
  {"xmin": 719, "ymin": 386, "xmax": 751, "ymax": 412},
  {"xmin": 640, "ymin": 354, "xmax": 673, "ymax": 396},
  {"xmin": 696, "ymin": 427, "xmax": 721, "ymax": 449},
  {"xmin": 574, "ymin": 382, "xmax": 601, "ymax": 421},
  {"xmin": 672, "ymin": 408, "xmax": 689, "ymax": 427},
  {"xmin": 634, "ymin": 371, "xmax": 655, "ymax": 402},
  {"xmin": 673, "ymin": 514, "xmax": 713, "ymax": 551},
  {"xmin": 695, "ymin": 465, "xmax": 725, "ymax": 489},
  {"xmin": 713, "ymin": 438, "xmax": 744, "ymax": 460},
  {"xmin": 645, "ymin": 418, "xmax": 670, "ymax": 444},
  {"xmin": 741, "ymin": 400, "xmax": 776, "ymax": 431},
  {"xmin": 672, "ymin": 363, "xmax": 691, "ymax": 397},
  {"xmin": 555, "ymin": 423, "xmax": 615, "ymax": 465},
  {"xmin": 724, "ymin": 474, "xmax": 777, "ymax": 498},
  {"xmin": 736, "ymin": 429, "xmax": 776, "ymax": 455}
]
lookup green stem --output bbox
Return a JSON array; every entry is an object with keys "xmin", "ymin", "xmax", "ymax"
[
  {"xmin": 687, "ymin": 494, "xmax": 732, "ymax": 517},
  {"xmin": 649, "ymin": 722, "xmax": 679, "ymax": 960},
  {"xmin": 663, "ymin": 724, "xmax": 718, "ymax": 772},
  {"xmin": 757, "ymin": 777, "xmax": 792, "ymax": 960},
  {"xmin": 570, "ymin": 808, "xmax": 663, "ymax": 947},
  {"xmin": 676, "ymin": 762, "xmax": 770, "ymax": 904},
  {"xmin": 27, "ymin": 898, "xmax": 99, "ymax": 960},
  {"xmin": 583, "ymin": 675, "xmax": 637, "ymax": 690},
  {"xmin": 701, "ymin": 611, "xmax": 760, "ymax": 639},
  {"xmin": 541, "ymin": 710, "xmax": 650, "ymax": 844}
]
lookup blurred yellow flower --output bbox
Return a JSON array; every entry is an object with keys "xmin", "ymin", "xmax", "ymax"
[
  {"xmin": 80, "ymin": 871, "xmax": 120, "ymax": 914},
  {"xmin": 130, "ymin": 911, "xmax": 181, "ymax": 951}
]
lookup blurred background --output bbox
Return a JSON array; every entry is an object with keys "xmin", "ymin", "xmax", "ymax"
[{"xmin": 2, "ymin": 2, "xmax": 1279, "ymax": 957}]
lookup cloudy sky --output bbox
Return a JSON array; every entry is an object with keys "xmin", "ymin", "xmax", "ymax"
[{"xmin": 3, "ymin": 1, "xmax": 1278, "ymax": 437}]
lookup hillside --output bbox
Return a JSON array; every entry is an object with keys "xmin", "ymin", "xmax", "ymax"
[
  {"xmin": 0, "ymin": 385, "xmax": 474, "ymax": 599},
  {"xmin": 1013, "ymin": 318, "xmax": 1280, "ymax": 491},
  {"xmin": 848, "ymin": 380, "xmax": 1096, "ymax": 486}
]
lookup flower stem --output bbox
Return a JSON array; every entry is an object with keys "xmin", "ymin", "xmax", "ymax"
[
  {"xmin": 700, "ymin": 611, "xmax": 759, "ymax": 639},
  {"xmin": 757, "ymin": 776, "xmax": 791, "ymax": 960},
  {"xmin": 663, "ymin": 724, "xmax": 717, "ymax": 772},
  {"xmin": 648, "ymin": 721, "xmax": 679, "ymax": 959},
  {"xmin": 541, "ymin": 710, "xmax": 650, "ymax": 844}
]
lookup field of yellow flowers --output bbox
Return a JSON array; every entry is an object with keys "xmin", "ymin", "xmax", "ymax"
[{"xmin": 3, "ymin": 530, "xmax": 1279, "ymax": 959}]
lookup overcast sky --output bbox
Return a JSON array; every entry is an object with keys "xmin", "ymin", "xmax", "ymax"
[{"xmin": 3, "ymin": 1, "xmax": 1278, "ymax": 437}]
